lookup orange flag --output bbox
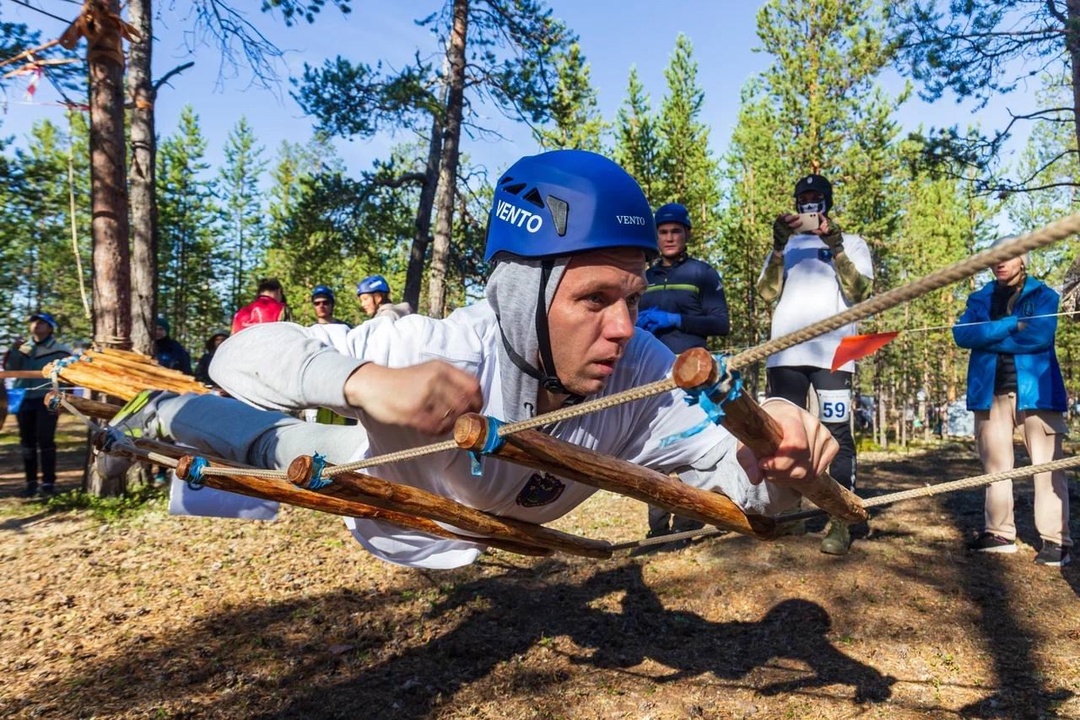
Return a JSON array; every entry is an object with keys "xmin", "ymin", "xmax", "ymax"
[{"xmin": 831, "ymin": 332, "xmax": 900, "ymax": 372}]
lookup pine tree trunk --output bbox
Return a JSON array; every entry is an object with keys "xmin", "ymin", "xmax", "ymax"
[
  {"xmin": 403, "ymin": 105, "xmax": 444, "ymax": 312},
  {"xmin": 127, "ymin": 0, "xmax": 157, "ymax": 356},
  {"xmin": 88, "ymin": 0, "xmax": 132, "ymax": 498},
  {"xmin": 426, "ymin": 0, "xmax": 468, "ymax": 318}
]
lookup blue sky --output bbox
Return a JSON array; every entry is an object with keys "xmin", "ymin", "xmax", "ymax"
[{"xmin": 2, "ymin": 1, "xmax": 1030, "ymax": 182}]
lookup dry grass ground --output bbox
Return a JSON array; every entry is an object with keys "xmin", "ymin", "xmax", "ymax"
[{"xmin": 1, "ymin": 416, "xmax": 1078, "ymax": 719}]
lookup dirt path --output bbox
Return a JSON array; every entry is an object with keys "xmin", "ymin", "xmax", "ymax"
[{"xmin": 1, "ymin": 417, "xmax": 1078, "ymax": 719}]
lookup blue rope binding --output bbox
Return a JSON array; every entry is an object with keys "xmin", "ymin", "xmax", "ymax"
[
  {"xmin": 50, "ymin": 355, "xmax": 85, "ymax": 392},
  {"xmin": 185, "ymin": 456, "xmax": 209, "ymax": 491},
  {"xmin": 469, "ymin": 416, "xmax": 506, "ymax": 476},
  {"xmin": 306, "ymin": 452, "xmax": 333, "ymax": 490},
  {"xmin": 659, "ymin": 353, "xmax": 744, "ymax": 448}
]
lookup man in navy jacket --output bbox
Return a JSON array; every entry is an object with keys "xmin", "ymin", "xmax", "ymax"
[
  {"xmin": 637, "ymin": 202, "xmax": 730, "ymax": 541},
  {"xmin": 637, "ymin": 203, "xmax": 730, "ymax": 355}
]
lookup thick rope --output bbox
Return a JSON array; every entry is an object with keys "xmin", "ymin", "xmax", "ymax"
[{"xmin": 610, "ymin": 455, "xmax": 1080, "ymax": 551}]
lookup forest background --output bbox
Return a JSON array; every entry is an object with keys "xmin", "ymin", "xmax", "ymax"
[{"xmin": 2, "ymin": 0, "xmax": 1080, "ymax": 448}]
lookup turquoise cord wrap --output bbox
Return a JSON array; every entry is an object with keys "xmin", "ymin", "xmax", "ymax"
[
  {"xmin": 306, "ymin": 453, "xmax": 333, "ymax": 490},
  {"xmin": 659, "ymin": 354, "xmax": 743, "ymax": 448},
  {"xmin": 469, "ymin": 416, "xmax": 506, "ymax": 476},
  {"xmin": 186, "ymin": 456, "xmax": 209, "ymax": 490},
  {"xmin": 50, "ymin": 355, "xmax": 84, "ymax": 391}
]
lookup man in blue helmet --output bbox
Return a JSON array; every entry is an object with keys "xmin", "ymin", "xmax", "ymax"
[
  {"xmin": 758, "ymin": 173, "xmax": 874, "ymax": 555},
  {"xmin": 636, "ymin": 201, "xmax": 731, "ymax": 542},
  {"xmin": 3, "ymin": 312, "xmax": 71, "ymax": 496},
  {"xmin": 310, "ymin": 285, "xmax": 350, "ymax": 327},
  {"xmin": 356, "ymin": 275, "xmax": 413, "ymax": 321},
  {"xmin": 98, "ymin": 150, "xmax": 837, "ymax": 570}
]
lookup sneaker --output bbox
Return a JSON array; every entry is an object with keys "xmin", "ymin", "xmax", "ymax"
[
  {"xmin": 38, "ymin": 484, "xmax": 55, "ymax": 497},
  {"xmin": 94, "ymin": 390, "xmax": 172, "ymax": 478},
  {"xmin": 21, "ymin": 484, "xmax": 38, "ymax": 499},
  {"xmin": 1035, "ymin": 542, "xmax": 1072, "ymax": 567},
  {"xmin": 967, "ymin": 532, "xmax": 1018, "ymax": 554}
]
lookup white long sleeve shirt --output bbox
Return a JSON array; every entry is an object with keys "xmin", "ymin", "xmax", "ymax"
[{"xmin": 213, "ymin": 301, "xmax": 796, "ymax": 568}]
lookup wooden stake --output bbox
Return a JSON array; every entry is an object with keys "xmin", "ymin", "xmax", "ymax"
[
  {"xmin": 672, "ymin": 347, "xmax": 868, "ymax": 523},
  {"xmin": 454, "ymin": 414, "xmax": 778, "ymax": 539}
]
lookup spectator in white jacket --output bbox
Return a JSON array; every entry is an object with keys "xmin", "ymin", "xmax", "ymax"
[{"xmin": 105, "ymin": 150, "xmax": 837, "ymax": 569}]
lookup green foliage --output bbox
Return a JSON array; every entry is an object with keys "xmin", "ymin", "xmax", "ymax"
[
  {"xmin": 39, "ymin": 485, "xmax": 167, "ymax": 523},
  {"xmin": 217, "ymin": 117, "xmax": 269, "ymax": 313},
  {"xmin": 613, "ymin": 67, "xmax": 662, "ymax": 202},
  {"xmin": 890, "ymin": 0, "xmax": 1077, "ymax": 194},
  {"xmin": 534, "ymin": 42, "xmax": 606, "ymax": 152},
  {"xmin": 261, "ymin": 0, "xmax": 352, "ymax": 26},
  {"xmin": 0, "ymin": 115, "xmax": 92, "ymax": 346},
  {"xmin": 156, "ymin": 107, "xmax": 228, "ymax": 349}
]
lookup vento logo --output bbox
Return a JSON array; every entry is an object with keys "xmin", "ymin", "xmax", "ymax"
[
  {"xmin": 616, "ymin": 215, "xmax": 646, "ymax": 225},
  {"xmin": 495, "ymin": 199, "xmax": 544, "ymax": 233}
]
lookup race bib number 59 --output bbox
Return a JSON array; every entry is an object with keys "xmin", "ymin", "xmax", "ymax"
[{"xmin": 817, "ymin": 389, "xmax": 851, "ymax": 424}]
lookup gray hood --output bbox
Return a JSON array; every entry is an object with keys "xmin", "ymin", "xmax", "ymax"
[{"xmin": 484, "ymin": 257, "xmax": 569, "ymax": 423}]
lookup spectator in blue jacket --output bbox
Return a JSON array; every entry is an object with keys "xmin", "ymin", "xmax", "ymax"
[
  {"xmin": 953, "ymin": 236, "xmax": 1071, "ymax": 566},
  {"xmin": 636, "ymin": 202, "xmax": 730, "ymax": 542}
]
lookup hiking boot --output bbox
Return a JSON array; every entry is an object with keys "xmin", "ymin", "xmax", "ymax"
[
  {"xmin": 21, "ymin": 483, "xmax": 38, "ymax": 499},
  {"xmin": 1035, "ymin": 542, "xmax": 1072, "ymax": 567},
  {"xmin": 38, "ymin": 484, "xmax": 55, "ymax": 497},
  {"xmin": 967, "ymin": 532, "xmax": 1018, "ymax": 554},
  {"xmin": 820, "ymin": 520, "xmax": 851, "ymax": 556}
]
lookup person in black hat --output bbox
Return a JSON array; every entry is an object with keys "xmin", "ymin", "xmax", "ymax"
[
  {"xmin": 3, "ymin": 312, "xmax": 71, "ymax": 496},
  {"xmin": 153, "ymin": 316, "xmax": 192, "ymax": 375},
  {"xmin": 757, "ymin": 173, "xmax": 875, "ymax": 555}
]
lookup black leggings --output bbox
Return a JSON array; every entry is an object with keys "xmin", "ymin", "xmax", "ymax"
[
  {"xmin": 766, "ymin": 366, "xmax": 856, "ymax": 490},
  {"xmin": 16, "ymin": 396, "xmax": 59, "ymax": 487}
]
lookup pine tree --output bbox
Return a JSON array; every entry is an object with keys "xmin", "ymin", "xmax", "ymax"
[
  {"xmin": 655, "ymin": 34, "xmax": 721, "ymax": 241},
  {"xmin": 218, "ymin": 117, "xmax": 268, "ymax": 313},
  {"xmin": 534, "ymin": 42, "xmax": 606, "ymax": 152},
  {"xmin": 613, "ymin": 67, "xmax": 661, "ymax": 202},
  {"xmin": 156, "ymin": 106, "xmax": 225, "ymax": 348}
]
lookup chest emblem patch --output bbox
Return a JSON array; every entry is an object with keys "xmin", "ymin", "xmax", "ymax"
[{"xmin": 516, "ymin": 473, "xmax": 565, "ymax": 507}]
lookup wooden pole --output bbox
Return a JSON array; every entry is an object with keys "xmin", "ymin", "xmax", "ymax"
[
  {"xmin": 287, "ymin": 455, "xmax": 611, "ymax": 559},
  {"xmin": 454, "ymin": 414, "xmax": 778, "ymax": 539},
  {"xmin": 672, "ymin": 348, "xmax": 868, "ymax": 523}
]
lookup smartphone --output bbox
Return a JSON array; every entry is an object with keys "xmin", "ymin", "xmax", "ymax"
[{"xmin": 796, "ymin": 212, "xmax": 820, "ymax": 232}]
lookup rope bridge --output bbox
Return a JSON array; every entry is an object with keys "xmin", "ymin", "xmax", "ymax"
[{"xmin": 40, "ymin": 216, "xmax": 1080, "ymax": 557}]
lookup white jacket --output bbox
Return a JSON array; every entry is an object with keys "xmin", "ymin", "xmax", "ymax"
[
  {"xmin": 214, "ymin": 301, "xmax": 797, "ymax": 568},
  {"xmin": 759, "ymin": 232, "xmax": 874, "ymax": 371}
]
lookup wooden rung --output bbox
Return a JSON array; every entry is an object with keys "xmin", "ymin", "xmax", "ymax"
[{"xmin": 454, "ymin": 414, "xmax": 778, "ymax": 539}]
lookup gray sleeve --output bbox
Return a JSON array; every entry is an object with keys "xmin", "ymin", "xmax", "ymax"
[{"xmin": 210, "ymin": 323, "xmax": 365, "ymax": 413}]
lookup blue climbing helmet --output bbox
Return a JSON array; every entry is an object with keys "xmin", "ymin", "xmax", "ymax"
[
  {"xmin": 794, "ymin": 174, "xmax": 833, "ymax": 214},
  {"xmin": 28, "ymin": 312, "xmax": 58, "ymax": 332},
  {"xmin": 483, "ymin": 150, "xmax": 658, "ymax": 262},
  {"xmin": 311, "ymin": 284, "xmax": 336, "ymax": 303},
  {"xmin": 654, "ymin": 202, "xmax": 691, "ymax": 229},
  {"xmin": 356, "ymin": 275, "xmax": 391, "ymax": 295},
  {"xmin": 155, "ymin": 315, "xmax": 169, "ymax": 334}
]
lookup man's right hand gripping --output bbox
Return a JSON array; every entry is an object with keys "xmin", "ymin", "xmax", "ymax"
[{"xmin": 344, "ymin": 361, "xmax": 484, "ymax": 436}]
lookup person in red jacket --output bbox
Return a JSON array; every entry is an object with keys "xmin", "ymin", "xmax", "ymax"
[{"xmin": 232, "ymin": 278, "xmax": 291, "ymax": 334}]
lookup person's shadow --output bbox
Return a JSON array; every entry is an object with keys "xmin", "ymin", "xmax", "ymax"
[{"xmin": 269, "ymin": 561, "xmax": 894, "ymax": 717}]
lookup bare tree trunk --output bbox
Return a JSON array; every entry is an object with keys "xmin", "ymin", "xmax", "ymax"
[
  {"xmin": 88, "ymin": 0, "xmax": 132, "ymax": 498},
  {"xmin": 127, "ymin": 0, "xmax": 157, "ymax": 356},
  {"xmin": 402, "ymin": 105, "xmax": 444, "ymax": 312},
  {"xmin": 426, "ymin": 0, "xmax": 468, "ymax": 318}
]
